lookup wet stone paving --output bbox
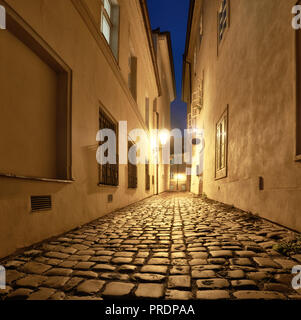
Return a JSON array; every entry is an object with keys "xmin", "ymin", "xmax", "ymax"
[{"xmin": 1, "ymin": 193, "xmax": 301, "ymax": 300}]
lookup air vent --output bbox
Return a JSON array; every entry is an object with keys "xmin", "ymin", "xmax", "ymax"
[
  {"xmin": 108, "ymin": 194, "xmax": 113, "ymax": 203},
  {"xmin": 31, "ymin": 195, "xmax": 52, "ymax": 212}
]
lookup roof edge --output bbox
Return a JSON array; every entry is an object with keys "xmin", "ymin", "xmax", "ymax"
[
  {"xmin": 153, "ymin": 29, "xmax": 176, "ymax": 100},
  {"xmin": 139, "ymin": 0, "xmax": 162, "ymax": 97},
  {"xmin": 182, "ymin": 0, "xmax": 195, "ymax": 101}
]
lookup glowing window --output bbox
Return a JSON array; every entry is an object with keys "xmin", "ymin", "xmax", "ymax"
[{"xmin": 215, "ymin": 107, "xmax": 228, "ymax": 179}]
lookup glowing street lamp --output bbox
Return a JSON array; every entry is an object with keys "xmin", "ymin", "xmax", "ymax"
[
  {"xmin": 175, "ymin": 174, "xmax": 186, "ymax": 181},
  {"xmin": 159, "ymin": 129, "xmax": 170, "ymax": 146}
]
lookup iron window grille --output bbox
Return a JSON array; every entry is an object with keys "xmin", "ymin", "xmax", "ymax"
[
  {"xmin": 128, "ymin": 141, "xmax": 138, "ymax": 189},
  {"xmin": 218, "ymin": 0, "xmax": 228, "ymax": 44},
  {"xmin": 215, "ymin": 107, "xmax": 228, "ymax": 179},
  {"xmin": 145, "ymin": 160, "xmax": 150, "ymax": 191},
  {"xmin": 98, "ymin": 108, "xmax": 119, "ymax": 186}
]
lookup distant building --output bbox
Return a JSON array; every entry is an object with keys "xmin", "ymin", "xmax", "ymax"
[
  {"xmin": 169, "ymin": 138, "xmax": 190, "ymax": 192},
  {"xmin": 0, "ymin": 0, "xmax": 175, "ymax": 258},
  {"xmin": 170, "ymin": 160, "xmax": 189, "ymax": 192},
  {"xmin": 182, "ymin": 0, "xmax": 301, "ymax": 232}
]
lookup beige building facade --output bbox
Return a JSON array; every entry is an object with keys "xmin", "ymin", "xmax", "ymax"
[
  {"xmin": 0, "ymin": 0, "xmax": 175, "ymax": 259},
  {"xmin": 183, "ymin": 0, "xmax": 301, "ymax": 232}
]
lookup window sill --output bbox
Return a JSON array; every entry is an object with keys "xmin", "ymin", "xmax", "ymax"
[
  {"xmin": 215, "ymin": 168, "xmax": 227, "ymax": 180},
  {"xmin": 98, "ymin": 184, "xmax": 119, "ymax": 189},
  {"xmin": 0, "ymin": 173, "xmax": 74, "ymax": 184},
  {"xmin": 295, "ymin": 155, "xmax": 301, "ymax": 162}
]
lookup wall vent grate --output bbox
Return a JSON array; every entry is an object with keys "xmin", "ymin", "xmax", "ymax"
[{"xmin": 31, "ymin": 195, "xmax": 52, "ymax": 212}]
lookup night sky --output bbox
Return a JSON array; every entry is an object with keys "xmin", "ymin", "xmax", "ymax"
[{"xmin": 147, "ymin": 0, "xmax": 190, "ymax": 132}]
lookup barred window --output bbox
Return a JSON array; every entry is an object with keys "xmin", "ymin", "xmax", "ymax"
[
  {"xmin": 215, "ymin": 107, "xmax": 228, "ymax": 179},
  {"xmin": 98, "ymin": 108, "xmax": 119, "ymax": 186},
  {"xmin": 218, "ymin": 0, "xmax": 229, "ymax": 44},
  {"xmin": 145, "ymin": 160, "xmax": 150, "ymax": 191},
  {"xmin": 128, "ymin": 141, "xmax": 137, "ymax": 189}
]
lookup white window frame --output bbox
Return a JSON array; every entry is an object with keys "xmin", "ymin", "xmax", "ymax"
[
  {"xmin": 215, "ymin": 106, "xmax": 228, "ymax": 179},
  {"xmin": 101, "ymin": 0, "xmax": 112, "ymax": 45}
]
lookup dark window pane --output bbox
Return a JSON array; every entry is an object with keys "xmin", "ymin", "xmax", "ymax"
[{"xmin": 98, "ymin": 108, "xmax": 118, "ymax": 186}]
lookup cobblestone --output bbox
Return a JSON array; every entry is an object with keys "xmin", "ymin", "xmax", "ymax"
[
  {"xmin": 0, "ymin": 193, "xmax": 300, "ymax": 300},
  {"xmin": 22, "ymin": 262, "xmax": 52, "ymax": 275},
  {"xmin": 168, "ymin": 275, "xmax": 191, "ymax": 289},
  {"xmin": 7, "ymin": 288, "xmax": 33, "ymax": 300},
  {"xmin": 196, "ymin": 279, "xmax": 230, "ymax": 290},
  {"xmin": 140, "ymin": 265, "xmax": 168, "ymax": 274},
  {"xmin": 27, "ymin": 288, "xmax": 56, "ymax": 300},
  {"xmin": 227, "ymin": 270, "xmax": 245, "ymax": 279},
  {"xmin": 135, "ymin": 283, "xmax": 164, "ymax": 299},
  {"xmin": 15, "ymin": 275, "xmax": 47, "ymax": 288},
  {"xmin": 231, "ymin": 280, "xmax": 258, "ymax": 290},
  {"xmin": 76, "ymin": 280, "xmax": 105, "ymax": 295},
  {"xmin": 253, "ymin": 257, "xmax": 281, "ymax": 268},
  {"xmin": 233, "ymin": 291, "xmax": 286, "ymax": 300},
  {"xmin": 133, "ymin": 273, "xmax": 166, "ymax": 283},
  {"xmin": 196, "ymin": 290, "xmax": 231, "ymax": 300},
  {"xmin": 102, "ymin": 282, "xmax": 135, "ymax": 297},
  {"xmin": 166, "ymin": 290, "xmax": 193, "ymax": 300}
]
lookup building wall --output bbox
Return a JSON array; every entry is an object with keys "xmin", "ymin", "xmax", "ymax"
[
  {"xmin": 157, "ymin": 35, "xmax": 173, "ymax": 194},
  {"xmin": 152, "ymin": 31, "xmax": 175, "ymax": 194},
  {"xmin": 170, "ymin": 164, "xmax": 188, "ymax": 192},
  {"xmin": 185, "ymin": 0, "xmax": 301, "ymax": 232},
  {"xmin": 0, "ymin": 0, "xmax": 173, "ymax": 258}
]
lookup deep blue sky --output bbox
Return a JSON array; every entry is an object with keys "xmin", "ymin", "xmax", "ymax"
[{"xmin": 147, "ymin": 0, "xmax": 190, "ymax": 132}]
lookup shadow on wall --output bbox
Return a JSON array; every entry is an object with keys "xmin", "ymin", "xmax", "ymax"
[
  {"xmin": 0, "ymin": 178, "xmax": 67, "ymax": 201},
  {"xmin": 81, "ymin": 144, "xmax": 100, "ymax": 195}
]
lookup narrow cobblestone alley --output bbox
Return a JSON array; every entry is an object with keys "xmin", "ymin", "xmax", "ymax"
[{"xmin": 1, "ymin": 193, "xmax": 301, "ymax": 301}]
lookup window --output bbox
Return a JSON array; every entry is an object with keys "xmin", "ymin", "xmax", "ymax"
[
  {"xmin": 215, "ymin": 107, "xmax": 228, "ymax": 179},
  {"xmin": 98, "ymin": 108, "xmax": 119, "ymax": 186},
  {"xmin": 296, "ymin": 3, "xmax": 301, "ymax": 158},
  {"xmin": 101, "ymin": 0, "xmax": 119, "ymax": 59},
  {"xmin": 128, "ymin": 55, "xmax": 137, "ymax": 101},
  {"xmin": 128, "ymin": 141, "xmax": 138, "ymax": 188},
  {"xmin": 145, "ymin": 97, "xmax": 150, "ymax": 129},
  {"xmin": 145, "ymin": 160, "xmax": 150, "ymax": 191},
  {"xmin": 0, "ymin": 6, "xmax": 71, "ymax": 181},
  {"xmin": 218, "ymin": 0, "xmax": 229, "ymax": 44},
  {"xmin": 153, "ymin": 98, "xmax": 158, "ymax": 113}
]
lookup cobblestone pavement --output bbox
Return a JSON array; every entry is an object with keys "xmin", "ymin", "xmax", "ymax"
[{"xmin": 1, "ymin": 193, "xmax": 301, "ymax": 300}]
